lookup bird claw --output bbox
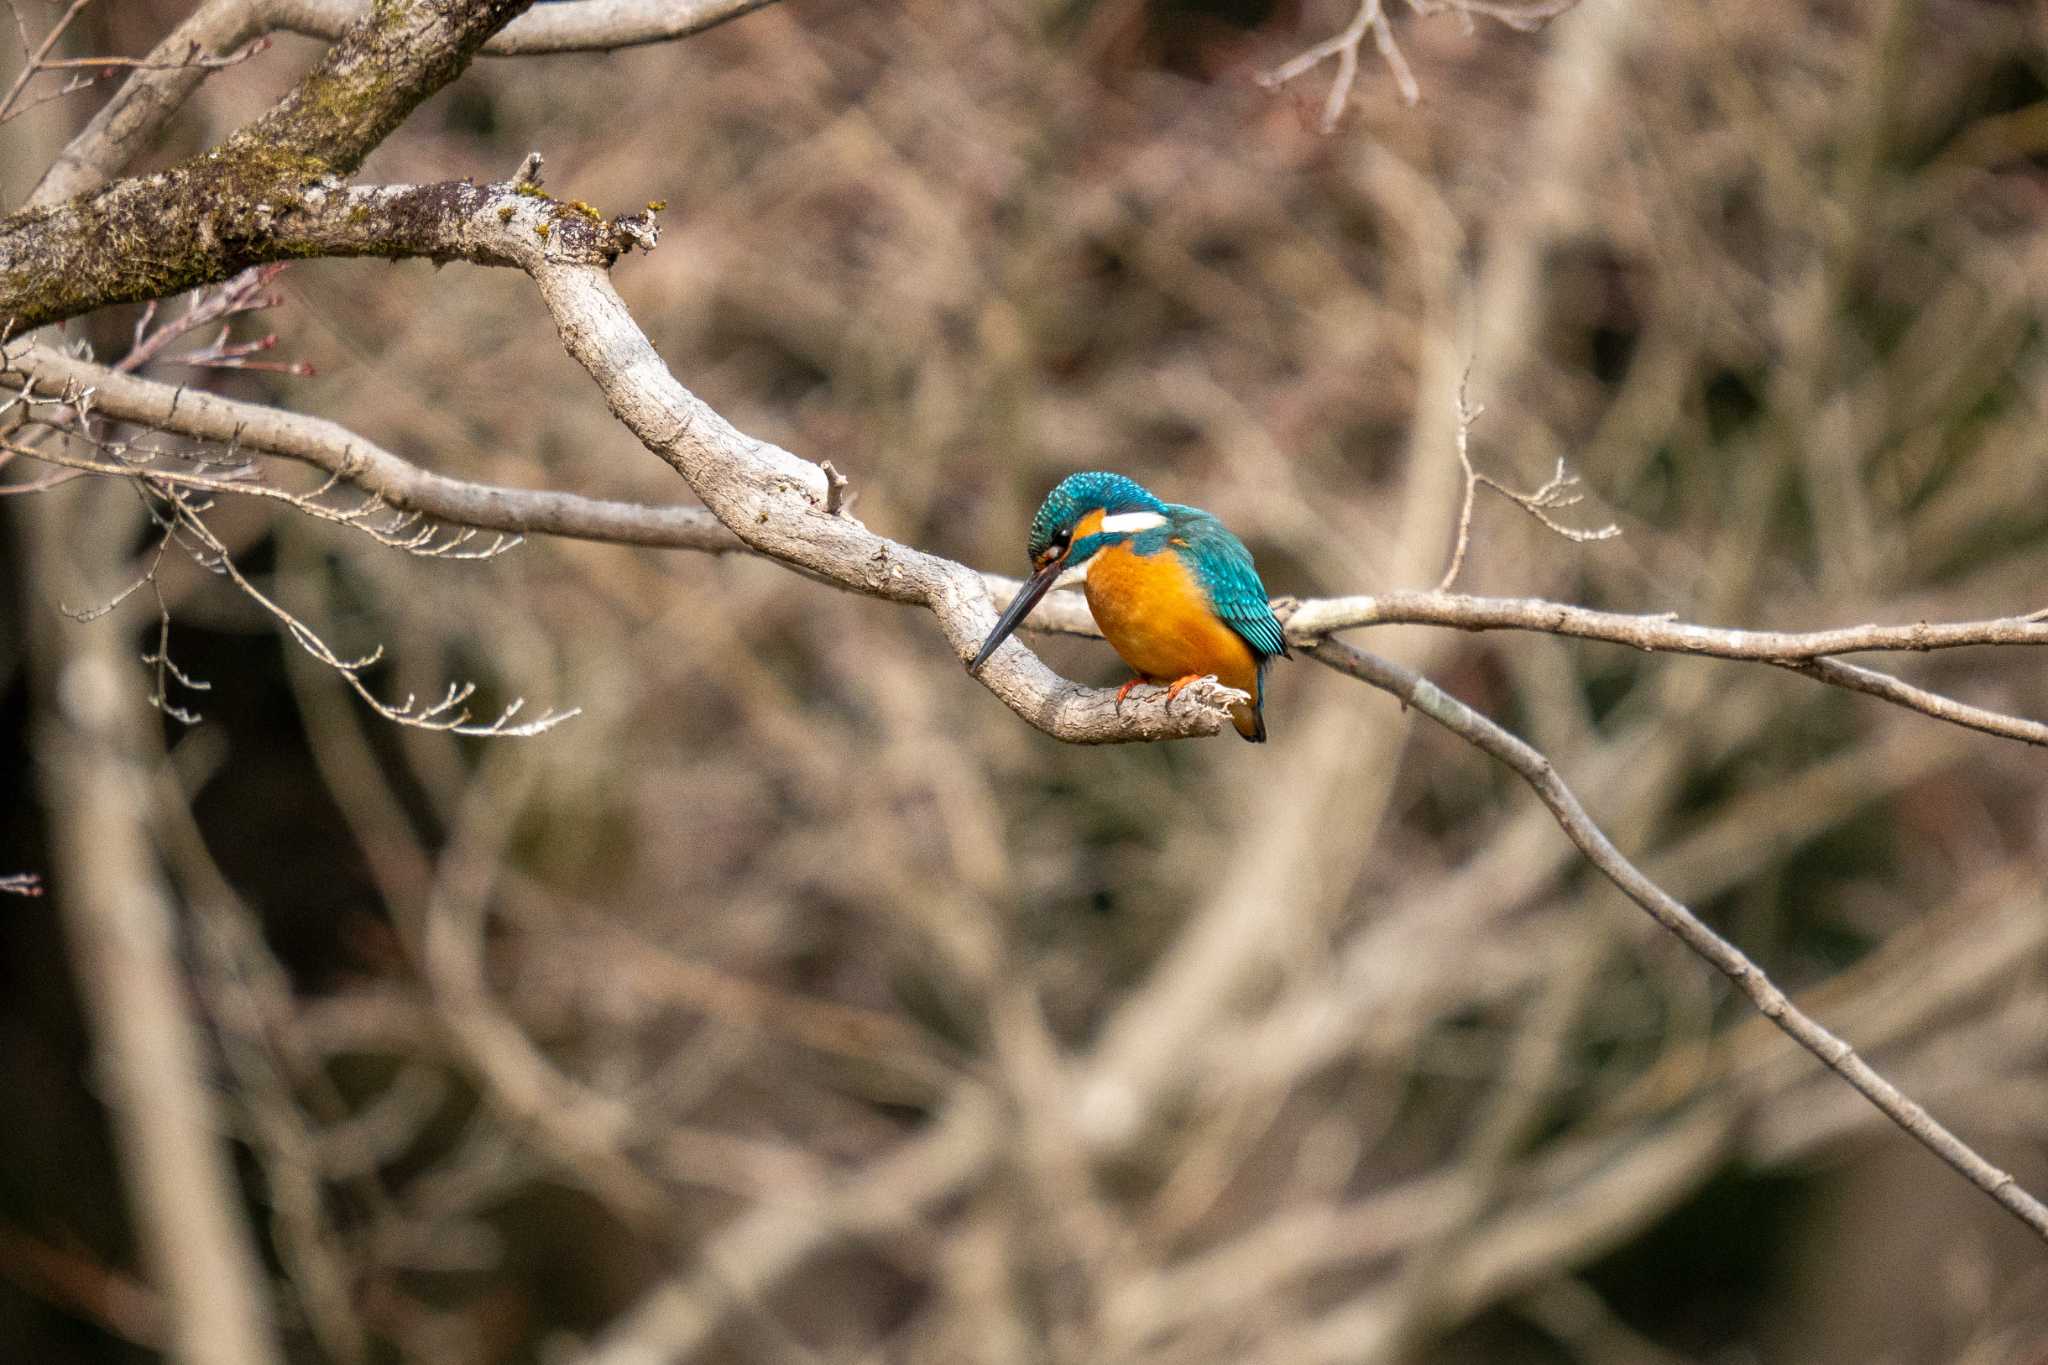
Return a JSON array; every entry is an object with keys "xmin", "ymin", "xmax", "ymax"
[
  {"xmin": 1163, "ymin": 674, "xmax": 1207, "ymax": 709},
  {"xmin": 1111, "ymin": 675, "xmax": 1222, "ymax": 716}
]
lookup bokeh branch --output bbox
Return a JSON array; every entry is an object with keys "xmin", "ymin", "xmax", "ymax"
[{"xmin": 1260, "ymin": 0, "xmax": 1582, "ymax": 125}]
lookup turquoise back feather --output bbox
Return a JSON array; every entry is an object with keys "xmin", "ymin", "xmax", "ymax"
[{"xmin": 1163, "ymin": 506, "xmax": 1289, "ymax": 661}]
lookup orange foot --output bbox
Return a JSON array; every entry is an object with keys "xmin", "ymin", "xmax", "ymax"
[
  {"xmin": 1114, "ymin": 677, "xmax": 1147, "ymax": 712},
  {"xmin": 1162, "ymin": 674, "xmax": 1208, "ymax": 708}
]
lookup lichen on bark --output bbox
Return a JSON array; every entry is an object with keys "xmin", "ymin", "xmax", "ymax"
[{"xmin": 0, "ymin": 0, "xmax": 537, "ymax": 334}]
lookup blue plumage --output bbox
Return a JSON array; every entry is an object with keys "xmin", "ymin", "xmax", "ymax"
[
  {"xmin": 1029, "ymin": 473, "xmax": 1286, "ymax": 664},
  {"xmin": 1028, "ymin": 472, "xmax": 1163, "ymax": 562},
  {"xmin": 979, "ymin": 472, "xmax": 1287, "ymax": 740},
  {"xmin": 1162, "ymin": 504, "xmax": 1290, "ymax": 662}
]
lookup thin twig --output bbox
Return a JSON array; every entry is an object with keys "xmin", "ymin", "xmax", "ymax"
[
  {"xmin": 1258, "ymin": 0, "xmax": 1583, "ymax": 127},
  {"xmin": 1439, "ymin": 374, "xmax": 1617, "ymax": 591},
  {"xmin": 32, "ymin": 41, "xmax": 269, "ymax": 73},
  {"xmin": 119, "ymin": 264, "xmax": 308, "ymax": 375},
  {"xmin": 7, "ymin": 438, "xmax": 516, "ymax": 558},
  {"xmin": 0, "ymin": 35, "xmax": 271, "ymax": 126},
  {"xmin": 163, "ymin": 490, "xmax": 575, "ymax": 736},
  {"xmin": 1777, "ymin": 657, "xmax": 2048, "ymax": 748},
  {"xmin": 1258, "ymin": 0, "xmax": 1416, "ymax": 126},
  {"xmin": 0, "ymin": 0, "xmax": 93, "ymax": 124},
  {"xmin": 1437, "ymin": 373, "xmax": 1483, "ymax": 590}
]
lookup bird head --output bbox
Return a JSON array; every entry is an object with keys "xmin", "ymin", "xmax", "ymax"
[{"xmin": 971, "ymin": 472, "xmax": 1167, "ymax": 672}]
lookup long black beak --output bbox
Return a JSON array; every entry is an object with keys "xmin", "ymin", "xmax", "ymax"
[{"xmin": 970, "ymin": 557, "xmax": 1066, "ymax": 671}]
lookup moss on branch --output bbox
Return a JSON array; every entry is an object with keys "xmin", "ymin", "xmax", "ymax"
[{"xmin": 0, "ymin": 0, "xmax": 536, "ymax": 333}]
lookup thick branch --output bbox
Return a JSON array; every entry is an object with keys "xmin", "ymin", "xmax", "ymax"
[
  {"xmin": 230, "ymin": 0, "xmax": 534, "ymax": 171},
  {"xmin": 0, "ymin": 0, "xmax": 537, "ymax": 331},
  {"xmin": 30, "ymin": 0, "xmax": 776, "ymax": 210},
  {"xmin": 29, "ymin": 0, "xmax": 266, "ymax": 207},
  {"xmin": 525, "ymin": 259, "xmax": 1237, "ymax": 742}
]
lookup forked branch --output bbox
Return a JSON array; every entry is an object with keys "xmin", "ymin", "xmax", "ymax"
[
  {"xmin": 1260, "ymin": 0, "xmax": 1582, "ymax": 127},
  {"xmin": 1310, "ymin": 637, "xmax": 2048, "ymax": 1241}
]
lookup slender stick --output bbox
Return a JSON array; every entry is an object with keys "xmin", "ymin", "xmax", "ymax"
[{"xmin": 1309, "ymin": 637, "xmax": 2048, "ymax": 1243}]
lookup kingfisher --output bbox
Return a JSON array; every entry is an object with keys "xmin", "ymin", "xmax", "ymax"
[{"xmin": 970, "ymin": 472, "xmax": 1288, "ymax": 741}]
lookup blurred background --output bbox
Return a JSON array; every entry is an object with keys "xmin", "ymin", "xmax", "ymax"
[{"xmin": 4, "ymin": 0, "xmax": 2048, "ymax": 1361}]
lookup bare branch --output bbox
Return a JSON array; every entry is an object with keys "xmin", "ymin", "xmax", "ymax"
[
  {"xmin": 33, "ymin": 0, "xmax": 272, "ymax": 206},
  {"xmin": 1777, "ymin": 656, "xmax": 2048, "ymax": 748},
  {"xmin": 1307, "ymin": 637, "xmax": 2048, "ymax": 1243},
  {"xmin": 1437, "ymin": 372, "xmax": 1485, "ymax": 590},
  {"xmin": 121, "ymin": 265, "xmax": 309, "ymax": 375},
  {"xmin": 5, "ymin": 167, "xmax": 649, "ymax": 336},
  {"xmin": 9, "ymin": 325, "xmax": 2046, "ymax": 749},
  {"xmin": 1477, "ymin": 458, "xmax": 1619, "ymax": 544},
  {"xmin": 169, "ymin": 491, "xmax": 575, "ymax": 736},
  {"xmin": 2, "ymin": 0, "xmax": 541, "ymax": 332},
  {"xmin": 0, "ymin": 0, "xmax": 94, "ymax": 125},
  {"xmin": 1, "ymin": 35, "xmax": 271, "ymax": 130},
  {"xmin": 55, "ymin": 515, "xmax": 171, "ymax": 625},
  {"xmin": 1440, "ymin": 379, "xmax": 1616, "ymax": 587},
  {"xmin": 1259, "ymin": 0, "xmax": 1417, "ymax": 126},
  {"xmin": 526, "ymin": 262, "xmax": 1239, "ymax": 743},
  {"xmin": 1260, "ymin": 0, "xmax": 1583, "ymax": 128},
  {"xmin": 3, "ymin": 340, "xmax": 745, "ymax": 553},
  {"xmin": 1282, "ymin": 591, "xmax": 2048, "ymax": 660},
  {"xmin": 262, "ymin": 0, "xmax": 778, "ymax": 56},
  {"xmin": 5, "ymin": 433, "xmax": 521, "ymax": 559}
]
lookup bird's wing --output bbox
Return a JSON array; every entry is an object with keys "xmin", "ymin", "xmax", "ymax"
[{"xmin": 1169, "ymin": 508, "xmax": 1289, "ymax": 660}]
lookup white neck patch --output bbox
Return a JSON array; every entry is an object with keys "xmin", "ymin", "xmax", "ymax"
[{"xmin": 1098, "ymin": 510, "xmax": 1167, "ymax": 535}]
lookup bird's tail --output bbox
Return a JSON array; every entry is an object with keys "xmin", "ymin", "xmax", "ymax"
[
  {"xmin": 1234, "ymin": 660, "xmax": 1268, "ymax": 741},
  {"xmin": 1232, "ymin": 700, "xmax": 1267, "ymax": 742}
]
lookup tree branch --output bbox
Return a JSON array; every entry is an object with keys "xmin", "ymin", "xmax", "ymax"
[
  {"xmin": 29, "ymin": 0, "xmax": 266, "ymax": 206},
  {"xmin": 1283, "ymin": 590, "xmax": 2048, "ymax": 660},
  {"xmin": 0, "ymin": 210, "xmax": 1234, "ymax": 741},
  {"xmin": 1307, "ymin": 637, "xmax": 2048, "ymax": 1242},
  {"xmin": 521, "ymin": 258, "xmax": 1240, "ymax": 742},
  {"xmin": 28, "ymin": 0, "xmax": 776, "ymax": 211},
  {"xmin": 3, "ymin": 339, "xmax": 740, "ymax": 552},
  {"xmin": 265, "ymin": 0, "xmax": 778, "ymax": 55},
  {"xmin": 10, "ymin": 263, "xmax": 2048, "ymax": 751},
  {"xmin": 0, "ymin": 0, "xmax": 539, "ymax": 331}
]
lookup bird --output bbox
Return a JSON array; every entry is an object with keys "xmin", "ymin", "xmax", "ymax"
[{"xmin": 970, "ymin": 472, "xmax": 1288, "ymax": 741}]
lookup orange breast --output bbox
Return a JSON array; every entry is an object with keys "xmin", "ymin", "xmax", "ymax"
[{"xmin": 1085, "ymin": 542, "xmax": 1260, "ymax": 703}]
